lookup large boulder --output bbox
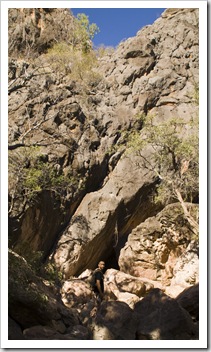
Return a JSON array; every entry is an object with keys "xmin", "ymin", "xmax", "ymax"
[
  {"xmin": 52, "ymin": 159, "xmax": 159, "ymax": 278},
  {"xmin": 119, "ymin": 203, "xmax": 199, "ymax": 290},
  {"xmin": 176, "ymin": 283, "xmax": 199, "ymax": 321},
  {"xmin": 92, "ymin": 301, "xmax": 138, "ymax": 340},
  {"xmin": 61, "ymin": 279, "xmax": 94, "ymax": 308},
  {"xmin": 8, "ymin": 250, "xmax": 80, "ymax": 335},
  {"xmin": 104, "ymin": 268, "xmax": 155, "ymax": 297},
  {"xmin": 134, "ymin": 288, "xmax": 198, "ymax": 340},
  {"xmin": 165, "ymin": 242, "xmax": 199, "ymax": 298},
  {"xmin": 170, "ymin": 242, "xmax": 199, "ymax": 287}
]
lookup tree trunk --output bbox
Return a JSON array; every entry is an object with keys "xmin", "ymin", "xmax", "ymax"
[{"xmin": 175, "ymin": 188, "xmax": 199, "ymax": 236}]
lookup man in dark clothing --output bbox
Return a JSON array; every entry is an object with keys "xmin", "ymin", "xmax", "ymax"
[{"xmin": 93, "ymin": 261, "xmax": 105, "ymax": 300}]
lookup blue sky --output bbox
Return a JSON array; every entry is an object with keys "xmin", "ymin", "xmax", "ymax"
[{"xmin": 71, "ymin": 8, "xmax": 166, "ymax": 47}]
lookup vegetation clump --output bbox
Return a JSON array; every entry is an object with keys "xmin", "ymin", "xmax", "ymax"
[
  {"xmin": 71, "ymin": 13, "xmax": 100, "ymax": 52},
  {"xmin": 123, "ymin": 113, "xmax": 199, "ymax": 237},
  {"xmin": 8, "ymin": 147, "xmax": 82, "ymax": 210},
  {"xmin": 10, "ymin": 243, "xmax": 63, "ymax": 285},
  {"xmin": 46, "ymin": 43, "xmax": 102, "ymax": 87},
  {"xmin": 45, "ymin": 13, "xmax": 101, "ymax": 88},
  {"xmin": 8, "ymin": 12, "xmax": 100, "ymax": 213}
]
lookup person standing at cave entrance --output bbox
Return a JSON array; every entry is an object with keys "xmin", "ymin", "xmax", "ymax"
[{"xmin": 93, "ymin": 261, "xmax": 105, "ymax": 301}]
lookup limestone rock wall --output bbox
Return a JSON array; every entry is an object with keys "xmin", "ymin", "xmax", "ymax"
[{"xmin": 49, "ymin": 7, "xmax": 199, "ymax": 277}]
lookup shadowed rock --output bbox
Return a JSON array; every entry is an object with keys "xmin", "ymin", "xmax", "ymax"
[
  {"xmin": 134, "ymin": 288, "xmax": 198, "ymax": 340},
  {"xmin": 176, "ymin": 283, "xmax": 199, "ymax": 321}
]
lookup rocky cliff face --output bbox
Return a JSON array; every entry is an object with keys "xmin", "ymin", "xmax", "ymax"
[{"xmin": 8, "ymin": 8, "xmax": 199, "ymax": 340}]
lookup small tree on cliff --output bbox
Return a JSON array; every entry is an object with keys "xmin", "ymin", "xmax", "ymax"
[
  {"xmin": 125, "ymin": 114, "xmax": 199, "ymax": 236},
  {"xmin": 70, "ymin": 13, "xmax": 100, "ymax": 52}
]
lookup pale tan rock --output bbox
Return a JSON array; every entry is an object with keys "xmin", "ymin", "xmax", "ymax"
[
  {"xmin": 119, "ymin": 203, "xmax": 198, "ymax": 290},
  {"xmin": 104, "ymin": 269, "xmax": 147, "ymax": 297},
  {"xmin": 112, "ymin": 291, "xmax": 140, "ymax": 309},
  {"xmin": 61, "ymin": 279, "xmax": 93, "ymax": 308}
]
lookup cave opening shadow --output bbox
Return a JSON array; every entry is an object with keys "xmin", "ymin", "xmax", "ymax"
[{"xmin": 105, "ymin": 232, "xmax": 130, "ymax": 271}]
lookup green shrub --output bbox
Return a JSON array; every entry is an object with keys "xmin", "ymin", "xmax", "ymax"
[
  {"xmin": 72, "ymin": 13, "xmax": 100, "ymax": 53},
  {"xmin": 9, "ymin": 147, "xmax": 80, "ymax": 207},
  {"xmin": 45, "ymin": 13, "xmax": 101, "ymax": 85},
  {"xmin": 46, "ymin": 42, "xmax": 73, "ymax": 74},
  {"xmin": 23, "ymin": 159, "xmax": 78, "ymax": 201},
  {"xmin": 46, "ymin": 42, "xmax": 102, "ymax": 88},
  {"xmin": 13, "ymin": 243, "xmax": 63, "ymax": 284},
  {"xmin": 126, "ymin": 114, "xmax": 198, "ymax": 203},
  {"xmin": 42, "ymin": 262, "xmax": 63, "ymax": 284},
  {"xmin": 14, "ymin": 241, "xmax": 44, "ymax": 273}
]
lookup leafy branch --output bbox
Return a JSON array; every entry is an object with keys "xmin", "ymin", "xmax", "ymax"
[{"xmin": 123, "ymin": 114, "xmax": 199, "ymax": 236}]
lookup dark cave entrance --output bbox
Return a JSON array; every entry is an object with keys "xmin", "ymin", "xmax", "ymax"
[
  {"xmin": 105, "ymin": 249, "xmax": 119, "ymax": 270},
  {"xmin": 104, "ymin": 233, "xmax": 129, "ymax": 271}
]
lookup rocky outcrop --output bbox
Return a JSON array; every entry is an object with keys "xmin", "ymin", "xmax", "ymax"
[
  {"xmin": 9, "ymin": 191, "xmax": 71, "ymax": 260},
  {"xmin": 8, "ymin": 8, "xmax": 75, "ymax": 58},
  {"xmin": 8, "ymin": 8, "xmax": 199, "ymax": 340},
  {"xmin": 119, "ymin": 203, "xmax": 199, "ymax": 291},
  {"xmin": 52, "ymin": 162, "xmax": 160, "ymax": 278}
]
